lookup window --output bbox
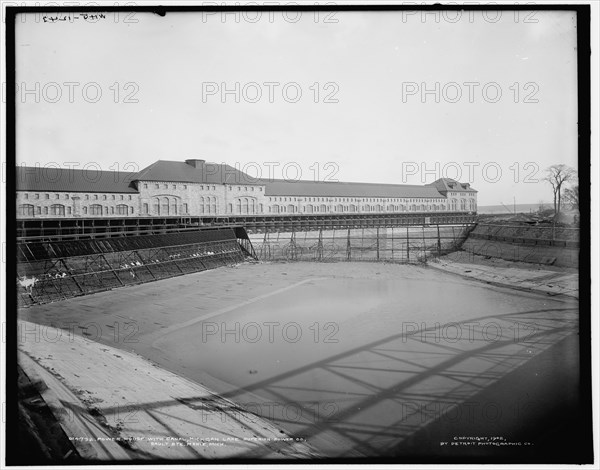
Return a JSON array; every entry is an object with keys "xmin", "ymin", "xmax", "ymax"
[
  {"xmin": 171, "ymin": 199, "xmax": 177, "ymax": 215},
  {"xmin": 120, "ymin": 195, "xmax": 124, "ymax": 200},
  {"xmin": 35, "ymin": 194, "xmax": 39, "ymax": 199},
  {"xmin": 129, "ymin": 195, "xmax": 132, "ymax": 200},
  {"xmin": 83, "ymin": 207, "xmax": 88, "ymax": 214},
  {"xmin": 36, "ymin": 206, "xmax": 41, "ymax": 215},
  {"xmin": 90, "ymin": 204, "xmax": 102, "ymax": 215},
  {"xmin": 65, "ymin": 194, "xmax": 69, "ymax": 199},
  {"xmin": 55, "ymin": 194, "xmax": 59, "ymax": 199},
  {"xmin": 116, "ymin": 204, "xmax": 128, "ymax": 215},
  {"xmin": 20, "ymin": 204, "xmax": 34, "ymax": 216},
  {"xmin": 164, "ymin": 184, "xmax": 168, "ymax": 189},
  {"xmin": 183, "ymin": 203, "xmax": 188, "ymax": 214},
  {"xmin": 44, "ymin": 207, "xmax": 49, "ymax": 215},
  {"xmin": 212, "ymin": 186, "xmax": 216, "ymax": 191},
  {"xmin": 94, "ymin": 194, "xmax": 98, "ymax": 200},
  {"xmin": 45, "ymin": 194, "xmax": 50, "ymax": 199},
  {"xmin": 50, "ymin": 204, "xmax": 65, "ymax": 216},
  {"xmin": 103, "ymin": 195, "xmax": 107, "ymax": 200},
  {"xmin": 67, "ymin": 207, "xmax": 72, "ymax": 214},
  {"xmin": 155, "ymin": 184, "xmax": 159, "ymax": 189},
  {"xmin": 161, "ymin": 197, "xmax": 169, "ymax": 215},
  {"xmin": 153, "ymin": 199, "xmax": 159, "ymax": 214},
  {"xmin": 183, "ymin": 185, "xmax": 187, "ymax": 190},
  {"xmin": 112, "ymin": 195, "xmax": 116, "ymax": 200},
  {"xmin": 172, "ymin": 185, "xmax": 176, "ymax": 189},
  {"xmin": 111, "ymin": 207, "xmax": 114, "ymax": 214},
  {"xmin": 143, "ymin": 184, "xmax": 148, "ymax": 189}
]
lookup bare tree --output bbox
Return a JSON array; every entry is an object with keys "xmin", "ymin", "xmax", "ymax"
[
  {"xmin": 543, "ymin": 164, "xmax": 576, "ymax": 218},
  {"xmin": 563, "ymin": 185, "xmax": 579, "ymax": 211}
]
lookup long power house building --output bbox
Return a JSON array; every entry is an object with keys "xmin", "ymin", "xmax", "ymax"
[{"xmin": 16, "ymin": 159, "xmax": 477, "ymax": 219}]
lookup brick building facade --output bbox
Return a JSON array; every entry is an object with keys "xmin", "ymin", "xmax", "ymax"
[{"xmin": 16, "ymin": 159, "xmax": 477, "ymax": 219}]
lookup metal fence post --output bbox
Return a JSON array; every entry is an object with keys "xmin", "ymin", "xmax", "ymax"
[{"xmin": 346, "ymin": 228, "xmax": 351, "ymax": 261}]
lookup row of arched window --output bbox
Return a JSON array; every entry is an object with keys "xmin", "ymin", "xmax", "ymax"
[
  {"xmin": 450, "ymin": 199, "xmax": 476, "ymax": 211},
  {"xmin": 19, "ymin": 204, "xmax": 134, "ymax": 216},
  {"xmin": 84, "ymin": 204, "xmax": 133, "ymax": 215},
  {"xmin": 199, "ymin": 196, "xmax": 217, "ymax": 214},
  {"xmin": 229, "ymin": 198, "xmax": 263, "ymax": 215},
  {"xmin": 19, "ymin": 197, "xmax": 476, "ymax": 218},
  {"xmin": 267, "ymin": 203, "xmax": 456, "ymax": 214},
  {"xmin": 19, "ymin": 204, "xmax": 68, "ymax": 216},
  {"xmin": 148, "ymin": 197, "xmax": 180, "ymax": 216}
]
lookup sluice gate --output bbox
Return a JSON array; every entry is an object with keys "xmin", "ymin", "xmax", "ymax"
[{"xmin": 16, "ymin": 226, "xmax": 255, "ymax": 307}]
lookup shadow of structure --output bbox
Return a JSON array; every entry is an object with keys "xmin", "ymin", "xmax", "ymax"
[
  {"xmin": 210, "ymin": 306, "xmax": 585, "ymax": 462},
  {"xmin": 17, "ymin": 303, "xmax": 589, "ymax": 463}
]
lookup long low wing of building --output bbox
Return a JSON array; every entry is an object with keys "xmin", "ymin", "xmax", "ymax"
[{"xmin": 15, "ymin": 159, "xmax": 477, "ymax": 218}]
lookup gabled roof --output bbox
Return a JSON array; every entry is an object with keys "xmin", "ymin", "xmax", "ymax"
[
  {"xmin": 261, "ymin": 179, "xmax": 445, "ymax": 198},
  {"xmin": 133, "ymin": 160, "xmax": 261, "ymax": 185},
  {"xmin": 16, "ymin": 166, "xmax": 138, "ymax": 193},
  {"xmin": 426, "ymin": 178, "xmax": 477, "ymax": 193}
]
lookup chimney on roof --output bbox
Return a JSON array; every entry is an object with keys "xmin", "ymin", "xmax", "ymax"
[{"xmin": 185, "ymin": 159, "xmax": 205, "ymax": 168}]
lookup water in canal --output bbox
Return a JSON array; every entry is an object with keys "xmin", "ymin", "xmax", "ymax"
[{"xmin": 149, "ymin": 272, "xmax": 578, "ymax": 457}]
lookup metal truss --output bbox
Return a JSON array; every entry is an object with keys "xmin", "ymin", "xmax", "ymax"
[
  {"xmin": 253, "ymin": 225, "xmax": 474, "ymax": 263},
  {"xmin": 17, "ymin": 239, "xmax": 247, "ymax": 307}
]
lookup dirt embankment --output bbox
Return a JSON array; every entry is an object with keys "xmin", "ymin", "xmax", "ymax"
[{"xmin": 459, "ymin": 222, "xmax": 579, "ymax": 269}]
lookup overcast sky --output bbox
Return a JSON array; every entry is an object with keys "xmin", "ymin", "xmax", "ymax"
[{"xmin": 15, "ymin": 9, "xmax": 578, "ymax": 206}]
